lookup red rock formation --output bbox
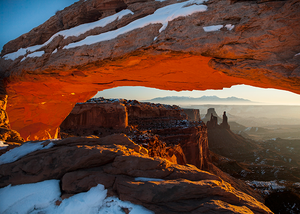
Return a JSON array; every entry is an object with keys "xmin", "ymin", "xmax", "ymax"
[
  {"xmin": 152, "ymin": 125, "xmax": 210, "ymax": 170},
  {"xmin": 58, "ymin": 99, "xmax": 213, "ymax": 196},
  {"xmin": 0, "ymin": 134, "xmax": 272, "ymax": 213},
  {"xmin": 60, "ymin": 101, "xmax": 128, "ymax": 132},
  {"xmin": 60, "ymin": 98, "xmax": 209, "ymax": 170},
  {"xmin": 0, "ymin": 0, "xmax": 299, "ymax": 140},
  {"xmin": 183, "ymin": 108, "xmax": 201, "ymax": 122},
  {"xmin": 0, "ymin": 80, "xmax": 24, "ymax": 143},
  {"xmin": 126, "ymin": 100, "xmax": 187, "ymax": 128}
]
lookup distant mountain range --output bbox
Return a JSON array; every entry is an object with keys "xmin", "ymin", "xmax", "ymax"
[{"xmin": 146, "ymin": 96, "xmax": 253, "ymax": 104}]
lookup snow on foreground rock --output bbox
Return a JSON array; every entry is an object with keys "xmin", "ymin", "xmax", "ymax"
[
  {"xmin": 0, "ymin": 180, "xmax": 153, "ymax": 214},
  {"xmin": 0, "ymin": 140, "xmax": 55, "ymax": 165},
  {"xmin": 0, "ymin": 134, "xmax": 273, "ymax": 213}
]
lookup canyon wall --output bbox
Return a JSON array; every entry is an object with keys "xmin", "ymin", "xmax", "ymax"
[
  {"xmin": 183, "ymin": 108, "xmax": 201, "ymax": 122},
  {"xmin": 60, "ymin": 98, "xmax": 209, "ymax": 170},
  {"xmin": 60, "ymin": 102, "xmax": 128, "ymax": 131},
  {"xmin": 0, "ymin": 0, "xmax": 299, "ymax": 140}
]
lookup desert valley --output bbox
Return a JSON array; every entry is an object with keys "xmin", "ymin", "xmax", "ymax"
[{"xmin": 0, "ymin": 0, "xmax": 300, "ymax": 213}]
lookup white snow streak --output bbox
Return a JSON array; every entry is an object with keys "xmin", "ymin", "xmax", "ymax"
[
  {"xmin": 3, "ymin": 9, "xmax": 134, "ymax": 61},
  {"xmin": 203, "ymin": 24, "xmax": 235, "ymax": 32},
  {"xmin": 64, "ymin": 0, "xmax": 208, "ymax": 49},
  {"xmin": 203, "ymin": 25, "xmax": 223, "ymax": 32},
  {"xmin": 225, "ymin": 24, "xmax": 234, "ymax": 30},
  {"xmin": 0, "ymin": 141, "xmax": 55, "ymax": 165},
  {"xmin": 21, "ymin": 51, "xmax": 45, "ymax": 62},
  {"xmin": 135, "ymin": 177, "xmax": 164, "ymax": 182}
]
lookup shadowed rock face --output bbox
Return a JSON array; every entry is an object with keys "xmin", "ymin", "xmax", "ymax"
[{"xmin": 0, "ymin": 0, "xmax": 299, "ymax": 139}]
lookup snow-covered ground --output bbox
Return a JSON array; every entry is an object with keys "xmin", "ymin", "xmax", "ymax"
[
  {"xmin": 0, "ymin": 180, "xmax": 153, "ymax": 214},
  {"xmin": 245, "ymin": 180, "xmax": 285, "ymax": 195},
  {"xmin": 135, "ymin": 177, "xmax": 164, "ymax": 182}
]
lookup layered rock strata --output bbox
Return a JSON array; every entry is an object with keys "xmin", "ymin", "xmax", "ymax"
[
  {"xmin": 61, "ymin": 98, "xmax": 209, "ymax": 170},
  {"xmin": 183, "ymin": 108, "xmax": 201, "ymax": 122},
  {"xmin": 0, "ymin": 134, "xmax": 273, "ymax": 213},
  {"xmin": 60, "ymin": 101, "xmax": 128, "ymax": 132},
  {"xmin": 0, "ymin": 0, "xmax": 299, "ymax": 140}
]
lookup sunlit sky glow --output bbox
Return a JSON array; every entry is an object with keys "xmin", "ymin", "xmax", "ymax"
[
  {"xmin": 95, "ymin": 85, "xmax": 300, "ymax": 105},
  {"xmin": 1, "ymin": 1, "xmax": 300, "ymax": 106}
]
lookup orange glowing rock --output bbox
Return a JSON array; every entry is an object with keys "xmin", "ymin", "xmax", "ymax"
[{"xmin": 1, "ymin": 0, "xmax": 299, "ymax": 140}]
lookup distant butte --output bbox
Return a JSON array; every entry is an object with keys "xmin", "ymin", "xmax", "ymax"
[{"xmin": 0, "ymin": 0, "xmax": 299, "ymax": 140}]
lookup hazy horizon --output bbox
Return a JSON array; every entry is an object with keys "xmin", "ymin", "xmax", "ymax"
[{"xmin": 94, "ymin": 85, "xmax": 300, "ymax": 106}]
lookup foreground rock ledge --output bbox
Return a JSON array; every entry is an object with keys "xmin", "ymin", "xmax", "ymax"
[
  {"xmin": 0, "ymin": 0, "xmax": 299, "ymax": 140},
  {"xmin": 0, "ymin": 134, "xmax": 272, "ymax": 214}
]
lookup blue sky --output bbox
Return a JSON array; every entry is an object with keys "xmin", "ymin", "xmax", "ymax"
[
  {"xmin": 0, "ymin": 0, "xmax": 78, "ymax": 51},
  {"xmin": 1, "ymin": 0, "xmax": 300, "ymax": 105}
]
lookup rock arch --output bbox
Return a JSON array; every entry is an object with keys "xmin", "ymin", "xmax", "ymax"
[{"xmin": 0, "ymin": 0, "xmax": 299, "ymax": 140}]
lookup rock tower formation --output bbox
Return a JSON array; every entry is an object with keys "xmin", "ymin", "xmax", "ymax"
[
  {"xmin": 220, "ymin": 111, "xmax": 230, "ymax": 129},
  {"xmin": 206, "ymin": 109, "xmax": 230, "ymax": 130}
]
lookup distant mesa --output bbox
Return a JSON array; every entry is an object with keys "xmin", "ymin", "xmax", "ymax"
[
  {"xmin": 202, "ymin": 107, "xmax": 222, "ymax": 123},
  {"xmin": 148, "ymin": 96, "xmax": 253, "ymax": 104}
]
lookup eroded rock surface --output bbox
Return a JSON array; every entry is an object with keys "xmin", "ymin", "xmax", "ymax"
[
  {"xmin": 0, "ymin": 134, "xmax": 272, "ymax": 213},
  {"xmin": 0, "ymin": 0, "xmax": 299, "ymax": 139},
  {"xmin": 60, "ymin": 100, "xmax": 128, "ymax": 131},
  {"xmin": 61, "ymin": 98, "xmax": 209, "ymax": 170}
]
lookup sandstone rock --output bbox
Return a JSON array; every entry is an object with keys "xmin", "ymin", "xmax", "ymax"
[
  {"xmin": 60, "ymin": 102, "xmax": 128, "ymax": 132},
  {"xmin": 59, "ymin": 98, "xmax": 209, "ymax": 171},
  {"xmin": 182, "ymin": 108, "xmax": 201, "ymax": 122},
  {"xmin": 126, "ymin": 101, "xmax": 187, "ymax": 127},
  {"xmin": 60, "ymin": 97, "xmax": 188, "ymax": 135},
  {"xmin": 115, "ymin": 177, "xmax": 272, "ymax": 214},
  {"xmin": 207, "ymin": 162, "xmax": 264, "ymax": 204},
  {"xmin": 202, "ymin": 107, "xmax": 221, "ymax": 123},
  {"xmin": 0, "ymin": 134, "xmax": 272, "ymax": 213},
  {"xmin": 152, "ymin": 125, "xmax": 210, "ymax": 170},
  {"xmin": 0, "ymin": 127, "xmax": 24, "ymax": 143},
  {"xmin": 0, "ymin": 81, "xmax": 9, "ymax": 129},
  {"xmin": 0, "ymin": 80, "xmax": 24, "ymax": 143},
  {"xmin": 0, "ymin": 0, "xmax": 298, "ymax": 140},
  {"xmin": 0, "ymin": 136, "xmax": 132, "ymax": 187},
  {"xmin": 61, "ymin": 168, "xmax": 116, "ymax": 194}
]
